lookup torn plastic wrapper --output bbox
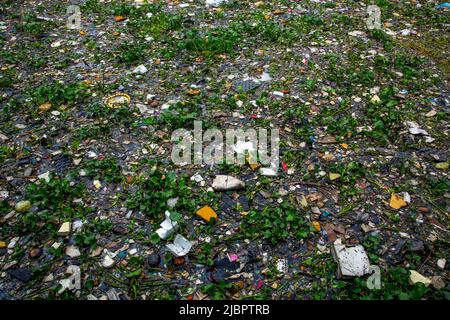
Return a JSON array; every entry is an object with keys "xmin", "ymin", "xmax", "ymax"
[
  {"xmin": 156, "ymin": 211, "xmax": 178, "ymax": 240},
  {"xmin": 58, "ymin": 265, "xmax": 81, "ymax": 294},
  {"xmin": 331, "ymin": 240, "xmax": 370, "ymax": 278},
  {"xmin": 166, "ymin": 234, "xmax": 192, "ymax": 257}
]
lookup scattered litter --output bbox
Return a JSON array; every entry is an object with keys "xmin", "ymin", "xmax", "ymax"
[
  {"xmin": 212, "ymin": 175, "xmax": 245, "ymax": 191},
  {"xmin": 390, "ymin": 193, "xmax": 407, "ymax": 210},
  {"xmin": 196, "ymin": 205, "xmax": 218, "ymax": 222},
  {"xmin": 104, "ymin": 93, "xmax": 131, "ymax": 109},
  {"xmin": 156, "ymin": 210, "xmax": 179, "ymax": 240},
  {"xmin": 331, "ymin": 240, "xmax": 371, "ymax": 278},
  {"xmin": 58, "ymin": 265, "xmax": 81, "ymax": 294},
  {"xmin": 132, "ymin": 65, "xmax": 148, "ymax": 74},
  {"xmin": 166, "ymin": 234, "xmax": 192, "ymax": 257},
  {"xmin": 58, "ymin": 222, "xmax": 71, "ymax": 236},
  {"xmin": 409, "ymin": 270, "xmax": 432, "ymax": 287},
  {"xmin": 65, "ymin": 245, "xmax": 81, "ymax": 258},
  {"xmin": 436, "ymin": 2, "xmax": 450, "ymax": 10},
  {"xmin": 276, "ymin": 259, "xmax": 288, "ymax": 273},
  {"xmin": 206, "ymin": 0, "xmax": 227, "ymax": 7},
  {"xmin": 14, "ymin": 200, "xmax": 31, "ymax": 213}
]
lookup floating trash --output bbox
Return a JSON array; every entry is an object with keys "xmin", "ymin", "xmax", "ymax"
[{"xmin": 104, "ymin": 92, "xmax": 131, "ymax": 109}]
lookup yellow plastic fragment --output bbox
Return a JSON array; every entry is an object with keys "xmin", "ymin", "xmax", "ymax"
[
  {"xmin": 390, "ymin": 193, "xmax": 407, "ymax": 210},
  {"xmin": 196, "ymin": 205, "xmax": 218, "ymax": 222},
  {"xmin": 329, "ymin": 173, "xmax": 341, "ymax": 181},
  {"xmin": 312, "ymin": 221, "xmax": 321, "ymax": 232}
]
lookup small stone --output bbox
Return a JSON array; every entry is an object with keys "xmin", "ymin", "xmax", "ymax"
[
  {"xmin": 173, "ymin": 256, "xmax": 186, "ymax": 266},
  {"xmin": 112, "ymin": 225, "xmax": 128, "ymax": 235},
  {"xmin": 147, "ymin": 253, "xmax": 160, "ymax": 267},
  {"xmin": 8, "ymin": 268, "xmax": 32, "ymax": 283},
  {"xmin": 437, "ymin": 259, "xmax": 446, "ymax": 270},
  {"xmin": 318, "ymin": 136, "xmax": 337, "ymax": 144},
  {"xmin": 409, "ymin": 270, "xmax": 431, "ymax": 287},
  {"xmin": 101, "ymin": 255, "xmax": 115, "ymax": 268},
  {"xmin": 167, "ymin": 197, "xmax": 179, "ymax": 208},
  {"xmin": 29, "ymin": 247, "xmax": 42, "ymax": 259},
  {"xmin": 329, "ymin": 173, "xmax": 341, "ymax": 181},
  {"xmin": 15, "ymin": 200, "xmax": 31, "ymax": 213},
  {"xmin": 418, "ymin": 207, "xmax": 429, "ymax": 213},
  {"xmin": 212, "ymin": 175, "xmax": 245, "ymax": 191},
  {"xmin": 409, "ymin": 240, "xmax": 424, "ymax": 252},
  {"xmin": 58, "ymin": 222, "xmax": 71, "ymax": 236},
  {"xmin": 431, "ymin": 276, "xmax": 445, "ymax": 290},
  {"xmin": 93, "ymin": 180, "xmax": 102, "ymax": 189},
  {"xmin": 425, "ymin": 110, "xmax": 437, "ymax": 117},
  {"xmin": 132, "ymin": 65, "xmax": 147, "ymax": 74},
  {"xmin": 43, "ymin": 274, "xmax": 54, "ymax": 282},
  {"xmin": 91, "ymin": 247, "xmax": 103, "ymax": 257},
  {"xmin": 7, "ymin": 237, "xmax": 18, "ymax": 249},
  {"xmin": 65, "ymin": 245, "xmax": 81, "ymax": 258},
  {"xmin": 38, "ymin": 171, "xmax": 50, "ymax": 182}
]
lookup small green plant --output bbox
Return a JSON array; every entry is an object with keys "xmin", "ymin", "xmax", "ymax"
[
  {"xmin": 28, "ymin": 81, "xmax": 90, "ymax": 107},
  {"xmin": 27, "ymin": 176, "xmax": 86, "ymax": 215},
  {"xmin": 115, "ymin": 42, "xmax": 148, "ymax": 65},
  {"xmin": 126, "ymin": 169, "xmax": 195, "ymax": 220},
  {"xmin": 159, "ymin": 101, "xmax": 198, "ymax": 130},
  {"xmin": 337, "ymin": 267, "xmax": 442, "ymax": 300},
  {"xmin": 242, "ymin": 202, "xmax": 310, "ymax": 244},
  {"xmin": 179, "ymin": 28, "xmax": 238, "ymax": 56},
  {"xmin": 19, "ymin": 13, "xmax": 56, "ymax": 36},
  {"xmin": 82, "ymin": 157, "xmax": 123, "ymax": 183},
  {"xmin": 200, "ymin": 281, "xmax": 234, "ymax": 300}
]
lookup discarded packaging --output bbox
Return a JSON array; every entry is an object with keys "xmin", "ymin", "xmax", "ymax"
[
  {"xmin": 156, "ymin": 210, "xmax": 179, "ymax": 239},
  {"xmin": 196, "ymin": 205, "xmax": 218, "ymax": 222},
  {"xmin": 166, "ymin": 234, "xmax": 192, "ymax": 257},
  {"xmin": 212, "ymin": 175, "xmax": 245, "ymax": 191},
  {"xmin": 331, "ymin": 240, "xmax": 371, "ymax": 278}
]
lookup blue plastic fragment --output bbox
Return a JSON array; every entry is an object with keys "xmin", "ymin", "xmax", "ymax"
[
  {"xmin": 320, "ymin": 211, "xmax": 331, "ymax": 219},
  {"xmin": 436, "ymin": 2, "xmax": 450, "ymax": 9}
]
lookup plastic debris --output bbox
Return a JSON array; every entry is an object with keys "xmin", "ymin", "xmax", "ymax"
[
  {"xmin": 104, "ymin": 93, "xmax": 131, "ymax": 109},
  {"xmin": 329, "ymin": 173, "xmax": 341, "ymax": 181},
  {"xmin": 206, "ymin": 0, "xmax": 227, "ymax": 7},
  {"xmin": 409, "ymin": 270, "xmax": 432, "ymax": 287},
  {"xmin": 390, "ymin": 193, "xmax": 407, "ymax": 210},
  {"xmin": 196, "ymin": 205, "xmax": 218, "ymax": 222},
  {"xmin": 65, "ymin": 245, "xmax": 81, "ymax": 258},
  {"xmin": 436, "ymin": 2, "xmax": 450, "ymax": 10},
  {"xmin": 212, "ymin": 175, "xmax": 245, "ymax": 191},
  {"xmin": 58, "ymin": 265, "xmax": 81, "ymax": 294},
  {"xmin": 276, "ymin": 259, "xmax": 288, "ymax": 273},
  {"xmin": 227, "ymin": 253, "xmax": 239, "ymax": 262},
  {"xmin": 132, "ymin": 65, "xmax": 148, "ymax": 74},
  {"xmin": 156, "ymin": 210, "xmax": 179, "ymax": 240},
  {"xmin": 166, "ymin": 234, "xmax": 192, "ymax": 257},
  {"xmin": 331, "ymin": 240, "xmax": 371, "ymax": 278},
  {"xmin": 14, "ymin": 200, "xmax": 31, "ymax": 213},
  {"xmin": 57, "ymin": 222, "xmax": 72, "ymax": 236}
]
